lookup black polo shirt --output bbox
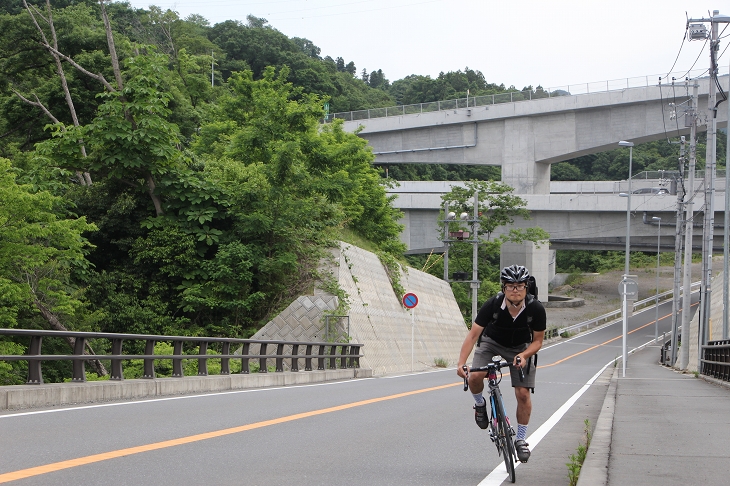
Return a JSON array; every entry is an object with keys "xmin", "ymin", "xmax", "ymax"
[{"xmin": 474, "ymin": 293, "xmax": 547, "ymax": 348}]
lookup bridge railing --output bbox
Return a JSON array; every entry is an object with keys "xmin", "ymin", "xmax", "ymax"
[
  {"xmin": 546, "ymin": 281, "xmax": 701, "ymax": 339},
  {"xmin": 0, "ymin": 328, "xmax": 361, "ymax": 385},
  {"xmin": 701, "ymin": 340, "xmax": 730, "ymax": 382},
  {"xmin": 326, "ymin": 68, "xmax": 717, "ymax": 123}
]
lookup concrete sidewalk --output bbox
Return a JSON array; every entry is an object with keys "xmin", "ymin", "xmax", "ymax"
[{"xmin": 578, "ymin": 344, "xmax": 730, "ymax": 486}]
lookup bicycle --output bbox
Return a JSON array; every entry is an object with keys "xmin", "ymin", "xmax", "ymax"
[{"xmin": 463, "ymin": 355, "xmax": 524, "ymax": 483}]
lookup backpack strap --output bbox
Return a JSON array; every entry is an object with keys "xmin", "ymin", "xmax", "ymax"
[{"xmin": 476, "ymin": 293, "xmax": 504, "ymax": 347}]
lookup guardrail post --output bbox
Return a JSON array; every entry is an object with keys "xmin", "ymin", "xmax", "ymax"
[
  {"xmin": 72, "ymin": 337, "xmax": 86, "ymax": 382},
  {"xmin": 110, "ymin": 338, "xmax": 124, "ymax": 380},
  {"xmin": 305, "ymin": 344, "xmax": 313, "ymax": 371},
  {"xmin": 241, "ymin": 342, "xmax": 250, "ymax": 374},
  {"xmin": 27, "ymin": 335, "xmax": 43, "ymax": 384},
  {"xmin": 317, "ymin": 345, "xmax": 325, "ymax": 370},
  {"xmin": 275, "ymin": 343, "xmax": 284, "ymax": 372},
  {"xmin": 221, "ymin": 342, "xmax": 230, "ymax": 375},
  {"xmin": 258, "ymin": 343, "xmax": 268, "ymax": 373},
  {"xmin": 348, "ymin": 344, "xmax": 360, "ymax": 368},
  {"xmin": 197, "ymin": 341, "xmax": 209, "ymax": 376},
  {"xmin": 172, "ymin": 340, "xmax": 184, "ymax": 377},
  {"xmin": 291, "ymin": 344, "xmax": 299, "ymax": 372},
  {"xmin": 329, "ymin": 345, "xmax": 337, "ymax": 369},
  {"xmin": 142, "ymin": 340, "xmax": 156, "ymax": 379},
  {"xmin": 339, "ymin": 345, "xmax": 348, "ymax": 369}
]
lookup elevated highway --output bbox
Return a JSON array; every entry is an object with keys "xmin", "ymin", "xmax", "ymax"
[
  {"xmin": 341, "ymin": 75, "xmax": 728, "ymax": 196},
  {"xmin": 389, "ymin": 179, "xmax": 728, "ymax": 254}
]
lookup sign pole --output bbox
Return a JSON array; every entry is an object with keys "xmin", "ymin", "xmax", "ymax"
[
  {"xmin": 411, "ymin": 309, "xmax": 414, "ymax": 372},
  {"xmin": 622, "ymin": 282, "xmax": 627, "ymax": 377},
  {"xmin": 402, "ymin": 292, "xmax": 419, "ymax": 373}
]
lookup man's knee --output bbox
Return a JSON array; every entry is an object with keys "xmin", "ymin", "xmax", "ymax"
[{"xmin": 515, "ymin": 386, "xmax": 531, "ymax": 403}]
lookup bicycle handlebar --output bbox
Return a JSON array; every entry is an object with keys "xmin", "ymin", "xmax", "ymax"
[{"xmin": 462, "ymin": 357, "xmax": 525, "ymax": 392}]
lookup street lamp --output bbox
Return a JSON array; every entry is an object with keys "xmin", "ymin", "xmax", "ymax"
[
  {"xmin": 652, "ymin": 216, "xmax": 661, "ymax": 343},
  {"xmin": 619, "ymin": 140, "xmax": 634, "ymax": 377}
]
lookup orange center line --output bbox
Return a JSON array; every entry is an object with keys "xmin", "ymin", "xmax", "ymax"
[
  {"xmin": 0, "ymin": 383, "xmax": 459, "ymax": 483},
  {"xmin": 538, "ymin": 303, "xmax": 693, "ymax": 369}
]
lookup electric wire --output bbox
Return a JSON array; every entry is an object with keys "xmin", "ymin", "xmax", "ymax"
[
  {"xmin": 680, "ymin": 38, "xmax": 708, "ymax": 78},
  {"xmin": 663, "ymin": 28, "xmax": 688, "ymax": 79}
]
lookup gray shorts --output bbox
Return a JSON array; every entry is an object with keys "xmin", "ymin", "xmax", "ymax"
[{"xmin": 472, "ymin": 336, "xmax": 536, "ymax": 389}]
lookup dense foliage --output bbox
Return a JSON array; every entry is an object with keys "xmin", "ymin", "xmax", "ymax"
[{"xmin": 0, "ymin": 1, "xmax": 413, "ymax": 383}]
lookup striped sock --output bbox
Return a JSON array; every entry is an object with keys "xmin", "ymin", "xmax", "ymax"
[
  {"xmin": 517, "ymin": 424, "xmax": 528, "ymax": 441},
  {"xmin": 472, "ymin": 393, "xmax": 485, "ymax": 406}
]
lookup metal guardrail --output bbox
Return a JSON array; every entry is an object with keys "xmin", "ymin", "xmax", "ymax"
[
  {"xmin": 701, "ymin": 340, "xmax": 730, "ymax": 382},
  {"xmin": 0, "ymin": 329, "xmax": 361, "ymax": 385},
  {"xmin": 660, "ymin": 332, "xmax": 676, "ymax": 366},
  {"xmin": 545, "ymin": 281, "xmax": 701, "ymax": 339},
  {"xmin": 326, "ymin": 68, "xmax": 717, "ymax": 123}
]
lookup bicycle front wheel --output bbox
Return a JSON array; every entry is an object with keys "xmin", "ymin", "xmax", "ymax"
[{"xmin": 494, "ymin": 391, "xmax": 515, "ymax": 483}]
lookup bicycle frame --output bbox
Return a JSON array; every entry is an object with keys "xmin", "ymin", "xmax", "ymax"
[{"xmin": 463, "ymin": 356, "xmax": 523, "ymax": 483}]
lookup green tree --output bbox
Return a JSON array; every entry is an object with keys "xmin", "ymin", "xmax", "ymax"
[
  {"xmin": 0, "ymin": 157, "xmax": 96, "ymax": 328},
  {"xmin": 429, "ymin": 180, "xmax": 549, "ymax": 323}
]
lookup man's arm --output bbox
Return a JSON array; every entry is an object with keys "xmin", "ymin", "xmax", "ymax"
[{"xmin": 456, "ymin": 323, "xmax": 484, "ymax": 378}]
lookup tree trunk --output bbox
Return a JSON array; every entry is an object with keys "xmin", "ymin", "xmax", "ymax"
[{"xmin": 34, "ymin": 300, "xmax": 108, "ymax": 377}]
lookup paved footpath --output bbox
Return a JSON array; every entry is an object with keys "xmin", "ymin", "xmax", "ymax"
[{"xmin": 578, "ymin": 343, "xmax": 730, "ymax": 486}]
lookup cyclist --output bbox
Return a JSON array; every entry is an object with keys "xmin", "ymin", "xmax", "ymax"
[{"xmin": 457, "ymin": 264, "xmax": 546, "ymax": 463}]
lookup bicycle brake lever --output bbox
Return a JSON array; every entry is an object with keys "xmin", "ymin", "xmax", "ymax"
[
  {"xmin": 462, "ymin": 366, "xmax": 469, "ymax": 391},
  {"xmin": 516, "ymin": 357, "xmax": 525, "ymax": 382}
]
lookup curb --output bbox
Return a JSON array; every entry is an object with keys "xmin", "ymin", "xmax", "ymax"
[
  {"xmin": 576, "ymin": 366, "xmax": 618, "ymax": 486},
  {"xmin": 0, "ymin": 368, "xmax": 373, "ymax": 411}
]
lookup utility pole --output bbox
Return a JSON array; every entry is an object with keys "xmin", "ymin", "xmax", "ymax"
[
  {"xmin": 699, "ymin": 13, "xmax": 719, "ymax": 367},
  {"xmin": 442, "ymin": 194, "xmax": 481, "ymax": 324},
  {"xmin": 685, "ymin": 10, "xmax": 730, "ymax": 370},
  {"xmin": 679, "ymin": 81, "xmax": 698, "ymax": 370},
  {"xmin": 670, "ymin": 136, "xmax": 686, "ymax": 366},
  {"xmin": 470, "ymin": 192, "xmax": 480, "ymax": 324},
  {"xmin": 725, "ymin": 51, "xmax": 730, "ymax": 340}
]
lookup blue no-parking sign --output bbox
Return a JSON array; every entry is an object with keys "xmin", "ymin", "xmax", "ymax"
[{"xmin": 402, "ymin": 293, "xmax": 418, "ymax": 309}]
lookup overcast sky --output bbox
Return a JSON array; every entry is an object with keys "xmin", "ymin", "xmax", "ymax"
[{"xmin": 121, "ymin": 0, "xmax": 726, "ymax": 91}]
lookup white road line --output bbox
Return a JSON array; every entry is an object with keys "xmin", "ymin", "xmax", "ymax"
[
  {"xmin": 477, "ymin": 335, "xmax": 659, "ymax": 485},
  {"xmin": 477, "ymin": 361, "xmax": 612, "ymax": 486}
]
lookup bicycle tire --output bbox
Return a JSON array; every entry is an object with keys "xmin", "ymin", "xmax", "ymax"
[{"xmin": 493, "ymin": 390, "xmax": 516, "ymax": 483}]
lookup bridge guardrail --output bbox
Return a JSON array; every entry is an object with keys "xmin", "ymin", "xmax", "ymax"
[
  {"xmin": 0, "ymin": 329, "xmax": 361, "ymax": 385},
  {"xmin": 701, "ymin": 340, "xmax": 730, "ymax": 382},
  {"xmin": 546, "ymin": 281, "xmax": 701, "ymax": 339},
  {"xmin": 326, "ymin": 69, "xmax": 720, "ymax": 123}
]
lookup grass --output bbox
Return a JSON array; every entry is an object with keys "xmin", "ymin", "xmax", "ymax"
[
  {"xmin": 566, "ymin": 419, "xmax": 593, "ymax": 486},
  {"xmin": 433, "ymin": 357, "xmax": 449, "ymax": 368}
]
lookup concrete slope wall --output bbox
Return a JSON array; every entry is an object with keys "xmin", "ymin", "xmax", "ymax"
[
  {"xmin": 254, "ymin": 242, "xmax": 467, "ymax": 375},
  {"xmin": 687, "ymin": 268, "xmax": 727, "ymax": 372}
]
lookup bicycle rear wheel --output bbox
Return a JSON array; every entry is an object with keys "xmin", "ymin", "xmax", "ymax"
[{"xmin": 494, "ymin": 392, "xmax": 515, "ymax": 483}]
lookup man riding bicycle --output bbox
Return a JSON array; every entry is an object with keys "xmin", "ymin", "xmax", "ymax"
[{"xmin": 457, "ymin": 264, "xmax": 546, "ymax": 463}]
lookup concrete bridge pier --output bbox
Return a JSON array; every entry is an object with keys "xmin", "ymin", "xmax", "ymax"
[
  {"xmin": 501, "ymin": 117, "xmax": 551, "ymax": 195},
  {"xmin": 499, "ymin": 241, "xmax": 554, "ymax": 298}
]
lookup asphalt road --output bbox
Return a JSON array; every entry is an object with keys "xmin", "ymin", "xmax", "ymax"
[{"xmin": 0, "ymin": 296, "xmax": 698, "ymax": 486}]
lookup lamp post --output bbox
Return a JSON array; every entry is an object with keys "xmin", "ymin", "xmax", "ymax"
[
  {"xmin": 652, "ymin": 217, "xmax": 661, "ymax": 342},
  {"xmin": 619, "ymin": 140, "xmax": 634, "ymax": 377}
]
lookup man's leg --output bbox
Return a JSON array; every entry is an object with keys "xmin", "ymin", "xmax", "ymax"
[
  {"xmin": 468, "ymin": 372, "xmax": 488, "ymax": 429},
  {"xmin": 514, "ymin": 386, "xmax": 532, "ymax": 462}
]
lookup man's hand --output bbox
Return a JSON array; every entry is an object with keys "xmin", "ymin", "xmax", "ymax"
[
  {"xmin": 457, "ymin": 365, "xmax": 468, "ymax": 379},
  {"xmin": 513, "ymin": 354, "xmax": 527, "ymax": 368}
]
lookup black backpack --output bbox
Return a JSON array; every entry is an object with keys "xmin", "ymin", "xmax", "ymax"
[{"xmin": 476, "ymin": 286, "xmax": 540, "ymax": 392}]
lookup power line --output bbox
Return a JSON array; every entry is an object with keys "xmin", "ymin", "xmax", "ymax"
[{"xmin": 680, "ymin": 37, "xmax": 708, "ymax": 78}]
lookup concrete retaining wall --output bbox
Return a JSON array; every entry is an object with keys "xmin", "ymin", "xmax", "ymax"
[{"xmin": 254, "ymin": 242, "xmax": 467, "ymax": 375}]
